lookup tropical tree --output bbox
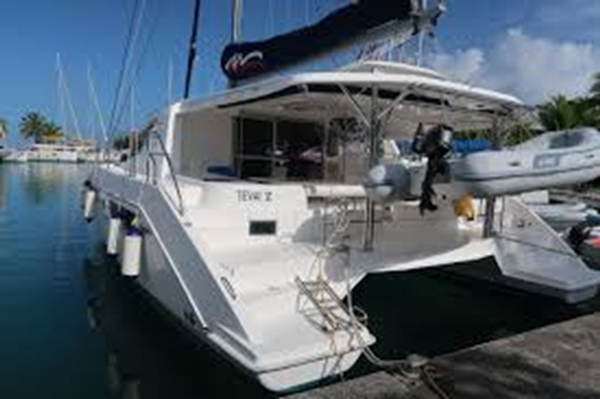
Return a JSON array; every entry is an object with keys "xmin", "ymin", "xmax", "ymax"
[
  {"xmin": 591, "ymin": 72, "xmax": 600, "ymax": 100},
  {"xmin": 0, "ymin": 118, "xmax": 7, "ymax": 139},
  {"xmin": 41, "ymin": 122, "xmax": 63, "ymax": 143},
  {"xmin": 19, "ymin": 112, "xmax": 64, "ymax": 143},
  {"xmin": 20, "ymin": 112, "xmax": 49, "ymax": 142},
  {"xmin": 574, "ymin": 97, "xmax": 600, "ymax": 128},
  {"xmin": 538, "ymin": 95, "xmax": 586, "ymax": 131},
  {"xmin": 502, "ymin": 123, "xmax": 536, "ymax": 147}
]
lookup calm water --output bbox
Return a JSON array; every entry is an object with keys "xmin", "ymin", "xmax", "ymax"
[{"xmin": 0, "ymin": 163, "xmax": 597, "ymax": 398}]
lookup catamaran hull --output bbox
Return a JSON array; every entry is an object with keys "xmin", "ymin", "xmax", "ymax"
[
  {"xmin": 121, "ymin": 228, "xmax": 364, "ymax": 393},
  {"xmin": 119, "ymin": 268, "xmax": 364, "ymax": 394},
  {"xmin": 89, "ymin": 167, "xmax": 372, "ymax": 392}
]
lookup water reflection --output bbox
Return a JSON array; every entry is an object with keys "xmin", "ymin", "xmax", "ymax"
[
  {"xmin": 0, "ymin": 164, "xmax": 7, "ymax": 210},
  {"xmin": 83, "ymin": 248, "xmax": 272, "ymax": 399},
  {"xmin": 0, "ymin": 163, "xmax": 105, "ymax": 399},
  {"xmin": 20, "ymin": 163, "xmax": 84, "ymax": 205}
]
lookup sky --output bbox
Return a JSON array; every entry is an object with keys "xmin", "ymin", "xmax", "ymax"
[{"xmin": 1, "ymin": 0, "xmax": 600, "ymax": 146}]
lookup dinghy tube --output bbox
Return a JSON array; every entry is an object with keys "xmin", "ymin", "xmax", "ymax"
[{"xmin": 452, "ymin": 128, "xmax": 600, "ymax": 197}]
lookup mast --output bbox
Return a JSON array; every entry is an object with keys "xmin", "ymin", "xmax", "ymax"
[
  {"xmin": 167, "ymin": 59, "xmax": 174, "ymax": 105},
  {"xmin": 56, "ymin": 53, "xmax": 67, "ymax": 139},
  {"xmin": 231, "ymin": 0, "xmax": 243, "ymax": 42},
  {"xmin": 56, "ymin": 54, "xmax": 82, "ymax": 141},
  {"xmin": 227, "ymin": 0, "xmax": 243, "ymax": 88},
  {"xmin": 130, "ymin": 87, "xmax": 135, "ymax": 133},
  {"xmin": 87, "ymin": 65, "xmax": 108, "ymax": 145},
  {"xmin": 183, "ymin": 0, "xmax": 202, "ymax": 100}
]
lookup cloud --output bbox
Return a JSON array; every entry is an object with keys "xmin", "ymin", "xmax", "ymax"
[
  {"xmin": 428, "ymin": 48, "xmax": 485, "ymax": 84},
  {"xmin": 428, "ymin": 28, "xmax": 600, "ymax": 104}
]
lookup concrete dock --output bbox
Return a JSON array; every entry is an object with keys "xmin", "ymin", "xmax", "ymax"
[{"xmin": 288, "ymin": 312, "xmax": 600, "ymax": 399}]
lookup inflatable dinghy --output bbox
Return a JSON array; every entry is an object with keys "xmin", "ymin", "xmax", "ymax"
[{"xmin": 452, "ymin": 128, "xmax": 600, "ymax": 196}]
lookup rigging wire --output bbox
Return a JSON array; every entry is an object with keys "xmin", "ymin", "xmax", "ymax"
[
  {"xmin": 55, "ymin": 54, "xmax": 65, "ymax": 135},
  {"xmin": 106, "ymin": 0, "xmax": 144, "ymax": 144},
  {"xmin": 111, "ymin": 0, "xmax": 147, "ymax": 134},
  {"xmin": 55, "ymin": 53, "xmax": 70, "ymax": 139},
  {"xmin": 60, "ymin": 68, "xmax": 83, "ymax": 141},
  {"xmin": 85, "ymin": 65, "xmax": 96, "ymax": 144},
  {"xmin": 88, "ymin": 65, "xmax": 109, "ymax": 144},
  {"xmin": 110, "ymin": 0, "xmax": 161, "ymax": 139}
]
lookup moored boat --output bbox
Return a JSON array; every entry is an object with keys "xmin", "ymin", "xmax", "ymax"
[{"xmin": 80, "ymin": 0, "xmax": 600, "ymax": 392}]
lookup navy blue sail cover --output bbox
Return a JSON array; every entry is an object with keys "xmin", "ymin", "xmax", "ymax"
[{"xmin": 221, "ymin": 0, "xmax": 416, "ymax": 81}]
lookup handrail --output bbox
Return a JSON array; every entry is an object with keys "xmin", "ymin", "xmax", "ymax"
[{"xmin": 152, "ymin": 132, "xmax": 186, "ymax": 216}]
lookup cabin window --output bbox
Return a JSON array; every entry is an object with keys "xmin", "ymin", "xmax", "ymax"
[
  {"xmin": 277, "ymin": 121, "xmax": 323, "ymax": 181},
  {"xmin": 233, "ymin": 117, "xmax": 325, "ymax": 181},
  {"xmin": 234, "ymin": 118, "xmax": 274, "ymax": 179}
]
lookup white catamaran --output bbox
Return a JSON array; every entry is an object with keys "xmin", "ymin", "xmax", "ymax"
[{"xmin": 82, "ymin": 0, "xmax": 600, "ymax": 392}]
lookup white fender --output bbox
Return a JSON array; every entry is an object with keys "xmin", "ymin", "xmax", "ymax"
[
  {"xmin": 83, "ymin": 189, "xmax": 97, "ymax": 222},
  {"xmin": 121, "ymin": 227, "xmax": 142, "ymax": 277},
  {"xmin": 106, "ymin": 217, "xmax": 122, "ymax": 256}
]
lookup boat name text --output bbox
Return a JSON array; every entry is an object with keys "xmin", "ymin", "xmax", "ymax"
[{"xmin": 237, "ymin": 190, "xmax": 273, "ymax": 202}]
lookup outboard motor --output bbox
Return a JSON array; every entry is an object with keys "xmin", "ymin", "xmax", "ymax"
[{"xmin": 412, "ymin": 124, "xmax": 454, "ymax": 214}]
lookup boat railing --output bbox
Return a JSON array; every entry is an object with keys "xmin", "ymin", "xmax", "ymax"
[{"xmin": 146, "ymin": 132, "xmax": 186, "ymax": 216}]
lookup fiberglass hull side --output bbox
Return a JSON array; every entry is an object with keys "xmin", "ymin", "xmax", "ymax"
[{"xmin": 90, "ymin": 167, "xmax": 369, "ymax": 392}]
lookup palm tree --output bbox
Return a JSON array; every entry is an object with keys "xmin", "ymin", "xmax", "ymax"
[
  {"xmin": 503, "ymin": 123, "xmax": 535, "ymax": 147},
  {"xmin": 19, "ymin": 112, "xmax": 49, "ymax": 143},
  {"xmin": 0, "ymin": 118, "xmax": 7, "ymax": 140},
  {"xmin": 574, "ymin": 97, "xmax": 600, "ymax": 128},
  {"xmin": 538, "ymin": 95, "xmax": 582, "ymax": 131},
  {"xmin": 41, "ymin": 122, "xmax": 63, "ymax": 143},
  {"xmin": 591, "ymin": 72, "xmax": 600, "ymax": 100}
]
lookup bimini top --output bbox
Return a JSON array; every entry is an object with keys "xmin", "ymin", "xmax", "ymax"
[{"xmin": 176, "ymin": 61, "xmax": 529, "ymax": 135}]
